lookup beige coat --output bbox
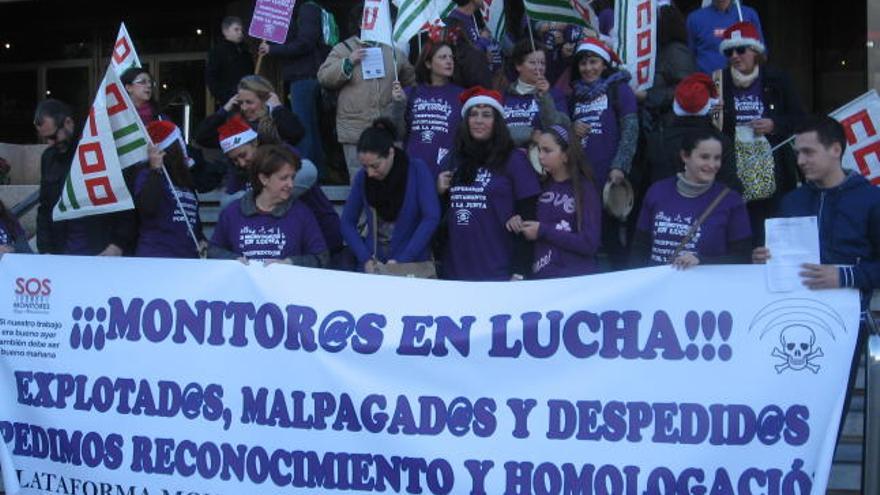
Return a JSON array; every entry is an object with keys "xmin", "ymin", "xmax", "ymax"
[{"xmin": 317, "ymin": 37, "xmax": 415, "ymax": 144}]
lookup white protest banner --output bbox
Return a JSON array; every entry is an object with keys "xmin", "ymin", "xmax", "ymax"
[
  {"xmin": 361, "ymin": 0, "xmax": 393, "ymax": 46},
  {"xmin": 109, "ymin": 22, "xmax": 141, "ymax": 76},
  {"xmin": 0, "ymin": 256, "xmax": 861, "ymax": 494},
  {"xmin": 831, "ymin": 90, "xmax": 880, "ymax": 186},
  {"xmin": 52, "ymin": 67, "xmax": 149, "ymax": 221},
  {"xmin": 392, "ymin": 0, "xmax": 455, "ymax": 50},
  {"xmin": 614, "ymin": 0, "xmax": 657, "ymax": 91},
  {"xmin": 248, "ymin": 0, "xmax": 296, "ymax": 44}
]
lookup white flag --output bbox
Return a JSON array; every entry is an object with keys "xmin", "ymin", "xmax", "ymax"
[
  {"xmin": 110, "ymin": 22, "xmax": 142, "ymax": 76},
  {"xmin": 361, "ymin": 0, "xmax": 393, "ymax": 45},
  {"xmin": 481, "ymin": 0, "xmax": 506, "ymax": 41},
  {"xmin": 392, "ymin": 0, "xmax": 455, "ymax": 49},
  {"xmin": 53, "ymin": 67, "xmax": 151, "ymax": 221},
  {"xmin": 615, "ymin": 0, "xmax": 657, "ymax": 91},
  {"xmin": 830, "ymin": 90, "xmax": 880, "ymax": 186}
]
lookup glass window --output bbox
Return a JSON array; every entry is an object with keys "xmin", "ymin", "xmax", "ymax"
[
  {"xmin": 156, "ymin": 59, "xmax": 207, "ymax": 142},
  {"xmin": 0, "ymin": 70, "xmax": 38, "ymax": 144},
  {"xmin": 46, "ymin": 66, "xmax": 92, "ymax": 130}
]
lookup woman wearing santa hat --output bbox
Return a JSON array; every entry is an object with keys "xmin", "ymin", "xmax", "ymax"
[
  {"xmin": 436, "ymin": 87, "xmax": 542, "ymax": 281},
  {"xmin": 716, "ymin": 21, "xmax": 804, "ymax": 244},
  {"xmin": 208, "ymin": 145, "xmax": 328, "ymax": 266},
  {"xmin": 632, "ymin": 127, "xmax": 751, "ymax": 269},
  {"xmin": 136, "ymin": 121, "xmax": 206, "ymax": 258},
  {"xmin": 568, "ymin": 37, "xmax": 638, "ymax": 269}
]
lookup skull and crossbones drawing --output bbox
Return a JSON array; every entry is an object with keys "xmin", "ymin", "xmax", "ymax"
[{"xmin": 771, "ymin": 325, "xmax": 823, "ymax": 374}]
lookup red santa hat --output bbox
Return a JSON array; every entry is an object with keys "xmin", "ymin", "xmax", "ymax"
[
  {"xmin": 575, "ymin": 37, "xmax": 620, "ymax": 65},
  {"xmin": 147, "ymin": 120, "xmax": 194, "ymax": 167},
  {"xmin": 673, "ymin": 73, "xmax": 719, "ymax": 117},
  {"xmin": 217, "ymin": 114, "xmax": 258, "ymax": 154},
  {"xmin": 459, "ymin": 86, "xmax": 504, "ymax": 118},
  {"xmin": 719, "ymin": 21, "xmax": 765, "ymax": 54}
]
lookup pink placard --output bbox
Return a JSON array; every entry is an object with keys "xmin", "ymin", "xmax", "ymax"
[{"xmin": 248, "ymin": 0, "xmax": 296, "ymax": 44}]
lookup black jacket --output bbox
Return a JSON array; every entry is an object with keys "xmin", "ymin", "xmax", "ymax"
[
  {"xmin": 37, "ymin": 141, "xmax": 137, "ymax": 255},
  {"xmin": 194, "ymin": 107, "xmax": 304, "ymax": 149},
  {"xmin": 445, "ymin": 14, "xmax": 494, "ymax": 90},
  {"xmin": 645, "ymin": 115, "xmax": 743, "ymax": 193},
  {"xmin": 206, "ymin": 39, "xmax": 255, "ymax": 103},
  {"xmin": 721, "ymin": 64, "xmax": 805, "ymax": 194},
  {"xmin": 268, "ymin": 2, "xmax": 324, "ymax": 83}
]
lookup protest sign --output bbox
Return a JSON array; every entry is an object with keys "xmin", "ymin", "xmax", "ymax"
[
  {"xmin": 109, "ymin": 23, "xmax": 141, "ymax": 76},
  {"xmin": 615, "ymin": 0, "xmax": 657, "ymax": 91},
  {"xmin": 248, "ymin": 0, "xmax": 296, "ymax": 44},
  {"xmin": 832, "ymin": 90, "xmax": 880, "ymax": 186},
  {"xmin": 0, "ymin": 255, "xmax": 861, "ymax": 494},
  {"xmin": 52, "ymin": 68, "xmax": 149, "ymax": 221}
]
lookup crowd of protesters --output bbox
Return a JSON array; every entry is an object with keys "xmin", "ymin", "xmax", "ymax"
[{"xmin": 19, "ymin": 0, "xmax": 877, "ymax": 305}]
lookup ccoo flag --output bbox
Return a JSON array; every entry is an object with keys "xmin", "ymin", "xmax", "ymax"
[
  {"xmin": 53, "ymin": 67, "xmax": 150, "ymax": 221},
  {"xmin": 110, "ymin": 22, "xmax": 142, "ymax": 76}
]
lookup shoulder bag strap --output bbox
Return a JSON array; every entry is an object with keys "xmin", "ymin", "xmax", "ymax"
[{"xmin": 669, "ymin": 186, "xmax": 731, "ymax": 262}]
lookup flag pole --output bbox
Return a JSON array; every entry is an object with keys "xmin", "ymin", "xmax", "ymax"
[
  {"xmin": 158, "ymin": 164, "xmax": 203, "ymax": 256},
  {"xmin": 525, "ymin": 14, "xmax": 536, "ymax": 52},
  {"xmin": 388, "ymin": 0, "xmax": 399, "ymax": 81},
  {"xmin": 735, "ymin": 0, "xmax": 743, "ymax": 21}
]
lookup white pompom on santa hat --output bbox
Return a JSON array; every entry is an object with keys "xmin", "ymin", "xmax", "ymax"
[
  {"xmin": 719, "ymin": 21, "xmax": 765, "ymax": 54},
  {"xmin": 673, "ymin": 73, "xmax": 719, "ymax": 117},
  {"xmin": 217, "ymin": 114, "xmax": 258, "ymax": 154},
  {"xmin": 459, "ymin": 86, "xmax": 505, "ymax": 118},
  {"xmin": 147, "ymin": 120, "xmax": 195, "ymax": 167},
  {"xmin": 575, "ymin": 37, "xmax": 621, "ymax": 65}
]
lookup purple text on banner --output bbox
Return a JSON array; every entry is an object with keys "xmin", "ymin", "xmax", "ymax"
[{"xmin": 248, "ymin": 0, "xmax": 297, "ymax": 44}]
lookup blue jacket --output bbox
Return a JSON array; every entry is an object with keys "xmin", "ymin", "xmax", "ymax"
[
  {"xmin": 341, "ymin": 157, "xmax": 440, "ymax": 266},
  {"xmin": 778, "ymin": 172, "xmax": 880, "ymax": 303},
  {"xmin": 686, "ymin": 4, "xmax": 764, "ymax": 74}
]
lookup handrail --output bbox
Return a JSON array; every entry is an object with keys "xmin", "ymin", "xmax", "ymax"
[
  {"xmin": 11, "ymin": 189, "xmax": 40, "ymax": 219},
  {"xmin": 864, "ymin": 312, "xmax": 880, "ymax": 494}
]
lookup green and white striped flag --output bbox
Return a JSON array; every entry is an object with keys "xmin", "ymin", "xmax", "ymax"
[
  {"xmin": 392, "ymin": 0, "xmax": 455, "ymax": 47},
  {"xmin": 523, "ymin": 0, "xmax": 588, "ymax": 26},
  {"xmin": 53, "ymin": 67, "xmax": 149, "ymax": 221}
]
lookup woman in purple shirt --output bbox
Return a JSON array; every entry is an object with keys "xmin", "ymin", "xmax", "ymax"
[
  {"xmin": 502, "ymin": 38, "xmax": 570, "ymax": 148},
  {"xmin": 209, "ymin": 145, "xmax": 328, "ymax": 266},
  {"xmin": 135, "ymin": 121, "xmax": 206, "ymax": 258},
  {"xmin": 437, "ymin": 87, "xmax": 542, "ymax": 281},
  {"xmin": 390, "ymin": 40, "xmax": 463, "ymax": 175},
  {"xmin": 341, "ymin": 119, "xmax": 440, "ymax": 273},
  {"xmin": 633, "ymin": 128, "xmax": 751, "ymax": 269},
  {"xmin": 521, "ymin": 125, "xmax": 600, "ymax": 278}
]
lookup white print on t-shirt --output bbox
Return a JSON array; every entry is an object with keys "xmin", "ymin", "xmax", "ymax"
[
  {"xmin": 437, "ymin": 147, "xmax": 449, "ymax": 164},
  {"xmin": 533, "ymin": 248, "xmax": 553, "ymax": 273},
  {"xmin": 574, "ymin": 94, "xmax": 608, "ymax": 135},
  {"xmin": 239, "ymin": 225, "xmax": 287, "ymax": 258},
  {"xmin": 450, "ymin": 168, "xmax": 493, "ymax": 224},
  {"xmin": 734, "ymin": 94, "xmax": 764, "ymax": 119},
  {"xmin": 455, "ymin": 208, "xmax": 473, "ymax": 226},
  {"xmin": 504, "ymin": 99, "xmax": 539, "ymax": 121},
  {"xmin": 169, "ymin": 188, "xmax": 198, "ymax": 225},
  {"xmin": 411, "ymin": 97, "xmax": 453, "ymax": 143},
  {"xmin": 556, "ymin": 219, "xmax": 572, "ymax": 232},
  {"xmin": 539, "ymin": 190, "xmax": 576, "ymax": 214},
  {"xmin": 650, "ymin": 210, "xmax": 703, "ymax": 263}
]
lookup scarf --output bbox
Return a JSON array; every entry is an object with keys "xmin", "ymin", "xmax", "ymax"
[
  {"xmin": 365, "ymin": 149, "xmax": 410, "ymax": 222},
  {"xmin": 676, "ymin": 172, "xmax": 713, "ymax": 198},
  {"xmin": 572, "ymin": 70, "xmax": 631, "ymax": 103},
  {"xmin": 731, "ymin": 65, "xmax": 760, "ymax": 89},
  {"xmin": 513, "ymin": 79, "xmax": 538, "ymax": 96},
  {"xmin": 136, "ymin": 102, "xmax": 155, "ymax": 126}
]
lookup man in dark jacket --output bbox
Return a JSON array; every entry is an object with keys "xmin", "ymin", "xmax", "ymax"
[
  {"xmin": 206, "ymin": 16, "xmax": 254, "ymax": 104},
  {"xmin": 445, "ymin": 0, "xmax": 494, "ymax": 89},
  {"xmin": 258, "ymin": 1, "xmax": 326, "ymax": 173},
  {"xmin": 35, "ymin": 99, "xmax": 136, "ymax": 256}
]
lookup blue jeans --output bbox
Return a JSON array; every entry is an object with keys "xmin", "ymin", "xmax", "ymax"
[{"xmin": 289, "ymin": 79, "xmax": 325, "ymax": 175}]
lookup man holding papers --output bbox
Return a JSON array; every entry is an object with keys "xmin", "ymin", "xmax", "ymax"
[{"xmin": 753, "ymin": 115, "xmax": 880, "ymax": 305}]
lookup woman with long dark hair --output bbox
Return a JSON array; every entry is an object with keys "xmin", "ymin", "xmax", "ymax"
[
  {"xmin": 437, "ymin": 87, "xmax": 541, "ymax": 281},
  {"xmin": 341, "ymin": 119, "xmax": 440, "ymax": 273},
  {"xmin": 521, "ymin": 125, "xmax": 600, "ymax": 278}
]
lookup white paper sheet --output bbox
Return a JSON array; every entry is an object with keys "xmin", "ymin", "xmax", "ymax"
[
  {"xmin": 361, "ymin": 47, "xmax": 386, "ymax": 80},
  {"xmin": 765, "ymin": 216, "xmax": 821, "ymax": 292}
]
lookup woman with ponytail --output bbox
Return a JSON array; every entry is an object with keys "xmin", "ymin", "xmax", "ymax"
[
  {"xmin": 341, "ymin": 118, "xmax": 440, "ymax": 273},
  {"xmin": 520, "ymin": 125, "xmax": 600, "ymax": 278}
]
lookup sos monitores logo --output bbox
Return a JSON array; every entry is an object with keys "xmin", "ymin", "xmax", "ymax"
[{"xmin": 13, "ymin": 277, "xmax": 51, "ymax": 314}]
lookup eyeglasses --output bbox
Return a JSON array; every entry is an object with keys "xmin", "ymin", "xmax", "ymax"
[
  {"xmin": 132, "ymin": 78, "xmax": 155, "ymax": 87},
  {"xmin": 723, "ymin": 46, "xmax": 748, "ymax": 58}
]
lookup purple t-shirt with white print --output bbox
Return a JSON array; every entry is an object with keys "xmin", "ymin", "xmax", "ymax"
[
  {"xmin": 503, "ymin": 88, "xmax": 567, "ymax": 131},
  {"xmin": 636, "ymin": 178, "xmax": 751, "ymax": 265},
  {"xmin": 134, "ymin": 168, "xmax": 201, "ymax": 258},
  {"xmin": 405, "ymin": 84, "xmax": 463, "ymax": 176},
  {"xmin": 442, "ymin": 149, "xmax": 541, "ymax": 281},
  {"xmin": 210, "ymin": 199, "xmax": 327, "ymax": 261},
  {"xmin": 570, "ymin": 81, "xmax": 637, "ymax": 186},
  {"xmin": 532, "ymin": 176, "xmax": 601, "ymax": 279},
  {"xmin": 732, "ymin": 77, "xmax": 765, "ymax": 125}
]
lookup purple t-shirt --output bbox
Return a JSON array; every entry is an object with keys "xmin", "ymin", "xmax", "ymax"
[
  {"xmin": 533, "ymin": 176, "xmax": 601, "ymax": 279},
  {"xmin": 442, "ymin": 149, "xmax": 541, "ymax": 281},
  {"xmin": 0, "ymin": 219, "xmax": 24, "ymax": 246},
  {"xmin": 210, "ymin": 199, "xmax": 327, "ymax": 261},
  {"xmin": 134, "ymin": 168, "xmax": 201, "ymax": 258},
  {"xmin": 571, "ymin": 81, "xmax": 637, "ymax": 186},
  {"xmin": 503, "ymin": 89, "xmax": 567, "ymax": 131},
  {"xmin": 636, "ymin": 178, "xmax": 751, "ymax": 265},
  {"xmin": 733, "ymin": 77, "xmax": 765, "ymax": 125},
  {"xmin": 405, "ymin": 84, "xmax": 463, "ymax": 175}
]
